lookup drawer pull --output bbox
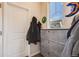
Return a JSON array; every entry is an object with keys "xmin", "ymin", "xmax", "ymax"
[{"xmin": 48, "ymin": 31, "xmax": 50, "ymax": 32}]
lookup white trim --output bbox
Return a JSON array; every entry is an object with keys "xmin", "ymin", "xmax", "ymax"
[
  {"xmin": 7, "ymin": 3, "xmax": 29, "ymax": 11},
  {"xmin": 27, "ymin": 44, "xmax": 31, "ymax": 57},
  {"xmin": 47, "ymin": 2, "xmax": 50, "ymax": 29},
  {"xmin": 2, "ymin": 2, "xmax": 3, "ymax": 57}
]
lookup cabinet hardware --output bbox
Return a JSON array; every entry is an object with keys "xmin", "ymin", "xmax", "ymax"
[{"xmin": 48, "ymin": 31, "xmax": 50, "ymax": 32}]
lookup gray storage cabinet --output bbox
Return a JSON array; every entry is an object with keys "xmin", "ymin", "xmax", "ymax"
[{"xmin": 41, "ymin": 29, "xmax": 68, "ymax": 57}]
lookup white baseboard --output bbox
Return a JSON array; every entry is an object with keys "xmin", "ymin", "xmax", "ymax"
[{"xmin": 30, "ymin": 51, "xmax": 40, "ymax": 57}]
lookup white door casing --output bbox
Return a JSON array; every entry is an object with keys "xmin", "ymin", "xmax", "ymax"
[
  {"xmin": 0, "ymin": 3, "xmax": 2, "ymax": 57},
  {"xmin": 3, "ymin": 3, "xmax": 29, "ymax": 57}
]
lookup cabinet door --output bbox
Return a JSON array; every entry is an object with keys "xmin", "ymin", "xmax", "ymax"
[
  {"xmin": 48, "ymin": 41, "xmax": 64, "ymax": 57},
  {"xmin": 41, "ymin": 30, "xmax": 49, "ymax": 57},
  {"xmin": 41, "ymin": 45, "xmax": 49, "ymax": 57}
]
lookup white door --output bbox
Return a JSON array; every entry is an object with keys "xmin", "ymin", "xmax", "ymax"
[
  {"xmin": 0, "ymin": 3, "xmax": 2, "ymax": 57},
  {"xmin": 3, "ymin": 3, "xmax": 29, "ymax": 57}
]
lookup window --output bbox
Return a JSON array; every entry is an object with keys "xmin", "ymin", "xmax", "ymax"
[{"xmin": 48, "ymin": 2, "xmax": 64, "ymax": 28}]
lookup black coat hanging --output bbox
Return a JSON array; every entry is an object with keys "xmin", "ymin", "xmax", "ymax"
[{"xmin": 26, "ymin": 16, "xmax": 41, "ymax": 44}]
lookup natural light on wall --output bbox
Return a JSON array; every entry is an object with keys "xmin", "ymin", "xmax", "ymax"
[
  {"xmin": 49, "ymin": 2, "xmax": 64, "ymax": 21},
  {"xmin": 48, "ymin": 2, "xmax": 64, "ymax": 28}
]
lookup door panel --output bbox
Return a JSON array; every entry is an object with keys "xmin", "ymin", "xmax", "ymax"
[{"xmin": 4, "ymin": 3, "xmax": 29, "ymax": 57}]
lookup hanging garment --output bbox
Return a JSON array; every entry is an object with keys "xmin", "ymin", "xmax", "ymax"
[
  {"xmin": 72, "ymin": 33, "xmax": 79, "ymax": 57},
  {"xmin": 37, "ymin": 21, "xmax": 42, "ymax": 42},
  {"xmin": 61, "ymin": 15, "xmax": 79, "ymax": 57},
  {"xmin": 67, "ymin": 15, "xmax": 79, "ymax": 39},
  {"xmin": 26, "ymin": 16, "xmax": 41, "ymax": 44}
]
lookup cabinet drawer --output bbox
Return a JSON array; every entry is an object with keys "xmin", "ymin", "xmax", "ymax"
[
  {"xmin": 48, "ymin": 30, "xmax": 67, "ymax": 44},
  {"xmin": 41, "ymin": 45, "xmax": 49, "ymax": 57}
]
